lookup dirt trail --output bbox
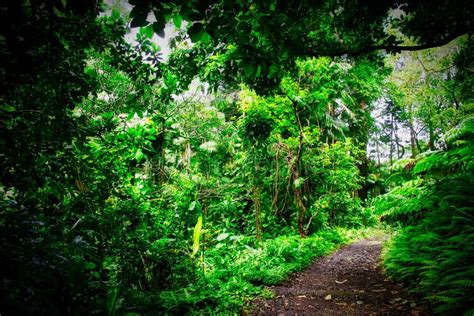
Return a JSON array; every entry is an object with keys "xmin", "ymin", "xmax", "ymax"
[{"xmin": 252, "ymin": 237, "xmax": 428, "ymax": 315}]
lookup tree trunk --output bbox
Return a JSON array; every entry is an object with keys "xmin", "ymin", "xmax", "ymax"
[
  {"xmin": 375, "ymin": 131, "xmax": 381, "ymax": 167},
  {"xmin": 408, "ymin": 104, "xmax": 418, "ymax": 158},
  {"xmin": 389, "ymin": 112, "xmax": 394, "ymax": 165},
  {"xmin": 253, "ymin": 186, "xmax": 262, "ymax": 240},
  {"xmin": 356, "ymin": 100, "xmax": 370, "ymax": 201},
  {"xmin": 289, "ymin": 97, "xmax": 307, "ymax": 237},
  {"xmin": 409, "ymin": 124, "xmax": 418, "ymax": 158}
]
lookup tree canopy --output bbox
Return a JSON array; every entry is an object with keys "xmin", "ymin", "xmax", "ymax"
[{"xmin": 129, "ymin": 0, "xmax": 473, "ymax": 91}]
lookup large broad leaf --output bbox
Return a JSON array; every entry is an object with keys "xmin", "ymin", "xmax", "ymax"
[
  {"xmin": 131, "ymin": 14, "xmax": 149, "ymax": 27},
  {"xmin": 130, "ymin": 6, "xmax": 149, "ymax": 27},
  {"xmin": 200, "ymin": 31, "xmax": 212, "ymax": 44},
  {"xmin": 152, "ymin": 22, "xmax": 165, "ymax": 38},
  {"xmin": 173, "ymin": 14, "xmax": 182, "ymax": 28},
  {"xmin": 192, "ymin": 215, "xmax": 203, "ymax": 258},
  {"xmin": 244, "ymin": 64, "xmax": 255, "ymax": 78},
  {"xmin": 188, "ymin": 22, "xmax": 203, "ymax": 42}
]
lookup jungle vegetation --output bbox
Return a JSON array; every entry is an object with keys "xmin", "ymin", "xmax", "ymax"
[{"xmin": 1, "ymin": 0, "xmax": 473, "ymax": 315}]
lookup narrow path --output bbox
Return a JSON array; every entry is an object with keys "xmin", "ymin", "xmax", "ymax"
[{"xmin": 252, "ymin": 237, "xmax": 428, "ymax": 315}]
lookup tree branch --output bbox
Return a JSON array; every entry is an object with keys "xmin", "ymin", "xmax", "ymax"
[{"xmin": 307, "ymin": 31, "xmax": 467, "ymax": 57}]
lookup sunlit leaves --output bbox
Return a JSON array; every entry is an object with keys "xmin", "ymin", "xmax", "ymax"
[
  {"xmin": 139, "ymin": 25, "xmax": 154, "ymax": 38},
  {"xmin": 199, "ymin": 141, "xmax": 218, "ymax": 152},
  {"xmin": 192, "ymin": 215, "xmax": 203, "ymax": 258},
  {"xmin": 134, "ymin": 148, "xmax": 145, "ymax": 163}
]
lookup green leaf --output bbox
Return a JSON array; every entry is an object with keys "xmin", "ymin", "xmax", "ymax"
[
  {"xmin": 216, "ymin": 232, "xmax": 229, "ymax": 241},
  {"xmin": 101, "ymin": 112, "xmax": 114, "ymax": 119},
  {"xmin": 84, "ymin": 66, "xmax": 97, "ymax": 78},
  {"xmin": 111, "ymin": 8, "xmax": 120, "ymax": 20},
  {"xmin": 1, "ymin": 105, "xmax": 16, "ymax": 112},
  {"xmin": 53, "ymin": 6, "xmax": 66, "ymax": 17},
  {"xmin": 256, "ymin": 65, "xmax": 262, "ymax": 77},
  {"xmin": 152, "ymin": 22, "xmax": 165, "ymax": 38},
  {"xmin": 130, "ymin": 7, "xmax": 149, "ymax": 27},
  {"xmin": 189, "ymin": 32, "xmax": 201, "ymax": 43},
  {"xmin": 268, "ymin": 64, "xmax": 279, "ymax": 78},
  {"xmin": 106, "ymin": 287, "xmax": 123, "ymax": 316},
  {"xmin": 85, "ymin": 262, "xmax": 97, "ymax": 269},
  {"xmin": 134, "ymin": 149, "xmax": 145, "ymax": 163},
  {"xmin": 173, "ymin": 14, "xmax": 182, "ymax": 28},
  {"xmin": 192, "ymin": 215, "xmax": 203, "ymax": 258},
  {"xmin": 188, "ymin": 22, "xmax": 203, "ymax": 42},
  {"xmin": 244, "ymin": 64, "xmax": 254, "ymax": 78},
  {"xmin": 129, "ymin": 5, "xmax": 144, "ymax": 18},
  {"xmin": 131, "ymin": 16, "xmax": 149, "ymax": 28},
  {"xmin": 200, "ymin": 31, "xmax": 212, "ymax": 44},
  {"xmin": 140, "ymin": 25, "xmax": 154, "ymax": 38}
]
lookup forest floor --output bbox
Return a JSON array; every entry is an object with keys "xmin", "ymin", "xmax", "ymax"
[{"xmin": 251, "ymin": 236, "xmax": 429, "ymax": 315}]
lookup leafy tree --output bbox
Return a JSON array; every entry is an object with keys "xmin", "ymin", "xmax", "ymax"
[
  {"xmin": 0, "ymin": 2, "xmax": 119, "ymax": 313},
  {"xmin": 373, "ymin": 37, "xmax": 474, "ymax": 315},
  {"xmin": 128, "ymin": 0, "xmax": 473, "ymax": 91},
  {"xmin": 1, "ymin": 0, "xmax": 472, "ymax": 314},
  {"xmin": 385, "ymin": 39, "xmax": 466, "ymax": 156}
]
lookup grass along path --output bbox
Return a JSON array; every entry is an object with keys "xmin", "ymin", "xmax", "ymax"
[{"xmin": 251, "ymin": 236, "xmax": 428, "ymax": 315}]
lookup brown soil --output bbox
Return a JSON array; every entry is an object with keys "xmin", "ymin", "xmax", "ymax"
[{"xmin": 251, "ymin": 237, "xmax": 428, "ymax": 316}]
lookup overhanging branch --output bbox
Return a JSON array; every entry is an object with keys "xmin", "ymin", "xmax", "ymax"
[
  {"xmin": 307, "ymin": 31, "xmax": 468, "ymax": 57},
  {"xmin": 372, "ymin": 32, "xmax": 466, "ymax": 52}
]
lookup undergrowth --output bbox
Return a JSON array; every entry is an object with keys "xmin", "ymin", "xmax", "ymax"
[
  {"xmin": 126, "ymin": 227, "xmax": 379, "ymax": 315},
  {"xmin": 378, "ymin": 116, "xmax": 474, "ymax": 315}
]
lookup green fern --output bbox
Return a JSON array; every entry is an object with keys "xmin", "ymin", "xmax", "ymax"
[
  {"xmin": 464, "ymin": 308, "xmax": 474, "ymax": 316},
  {"xmin": 381, "ymin": 117, "xmax": 474, "ymax": 315}
]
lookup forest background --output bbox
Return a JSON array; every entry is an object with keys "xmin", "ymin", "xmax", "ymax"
[{"xmin": 1, "ymin": 0, "xmax": 473, "ymax": 315}]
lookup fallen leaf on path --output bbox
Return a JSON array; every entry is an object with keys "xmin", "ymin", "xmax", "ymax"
[{"xmin": 325, "ymin": 294, "xmax": 332, "ymax": 300}]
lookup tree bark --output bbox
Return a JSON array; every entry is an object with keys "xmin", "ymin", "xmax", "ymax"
[
  {"xmin": 289, "ymin": 97, "xmax": 307, "ymax": 237},
  {"xmin": 408, "ymin": 104, "xmax": 418, "ymax": 158}
]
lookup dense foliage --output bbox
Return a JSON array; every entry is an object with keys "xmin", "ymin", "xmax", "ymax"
[
  {"xmin": 129, "ymin": 0, "xmax": 473, "ymax": 92},
  {"xmin": 374, "ymin": 40, "xmax": 474, "ymax": 315},
  {"xmin": 1, "ymin": 0, "xmax": 473, "ymax": 315},
  {"xmin": 377, "ymin": 116, "xmax": 474, "ymax": 314}
]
